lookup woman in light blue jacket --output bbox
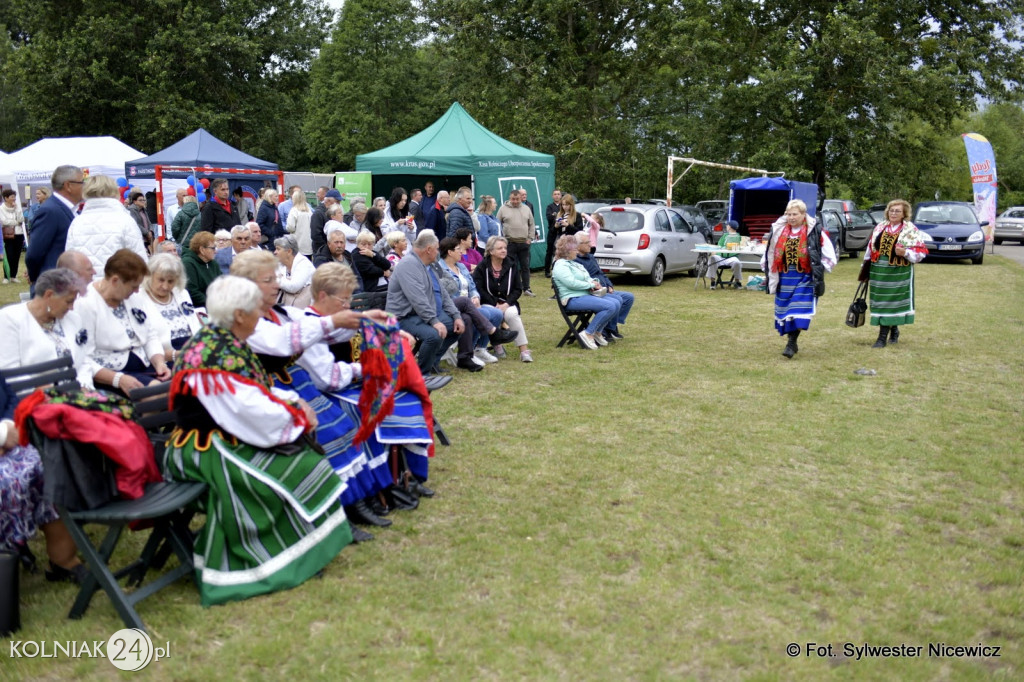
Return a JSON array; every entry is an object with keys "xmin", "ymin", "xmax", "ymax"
[{"xmin": 551, "ymin": 235, "xmax": 620, "ymax": 350}]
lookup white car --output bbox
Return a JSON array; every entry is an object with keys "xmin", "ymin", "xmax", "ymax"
[{"xmin": 994, "ymin": 207, "xmax": 1024, "ymax": 245}]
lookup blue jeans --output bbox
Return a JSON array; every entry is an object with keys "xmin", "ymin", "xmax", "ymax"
[
  {"xmin": 399, "ymin": 311, "xmax": 457, "ymax": 374},
  {"xmin": 605, "ymin": 291, "xmax": 634, "ymax": 332},
  {"xmin": 564, "ymin": 295, "xmax": 620, "ymax": 335}
]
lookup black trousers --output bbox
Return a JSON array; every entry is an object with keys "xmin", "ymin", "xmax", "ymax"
[{"xmin": 3, "ymin": 235, "xmax": 24, "ymax": 279}]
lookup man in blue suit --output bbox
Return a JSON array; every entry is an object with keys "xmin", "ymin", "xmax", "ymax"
[{"xmin": 26, "ymin": 165, "xmax": 84, "ymax": 285}]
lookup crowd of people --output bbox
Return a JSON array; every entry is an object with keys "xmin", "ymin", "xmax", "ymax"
[
  {"xmin": 0, "ymin": 166, "xmax": 643, "ymax": 614},
  {"xmin": 6, "ymin": 164, "xmax": 926, "ymax": 615}
]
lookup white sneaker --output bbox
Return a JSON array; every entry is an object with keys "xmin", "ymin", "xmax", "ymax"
[
  {"xmin": 474, "ymin": 348, "xmax": 498, "ymax": 364},
  {"xmin": 578, "ymin": 331, "xmax": 598, "ymax": 350},
  {"xmin": 593, "ymin": 333, "xmax": 608, "ymax": 347},
  {"xmin": 470, "ymin": 355, "xmax": 486, "ymax": 367},
  {"xmin": 441, "ymin": 347, "xmax": 457, "ymax": 366}
]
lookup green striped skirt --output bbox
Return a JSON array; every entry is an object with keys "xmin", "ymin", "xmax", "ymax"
[
  {"xmin": 163, "ymin": 429, "xmax": 352, "ymax": 606},
  {"xmin": 868, "ymin": 256, "xmax": 915, "ymax": 326}
]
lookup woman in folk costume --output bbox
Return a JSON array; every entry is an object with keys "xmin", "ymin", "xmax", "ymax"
[
  {"xmin": 303, "ymin": 264, "xmax": 436, "ymax": 520},
  {"xmin": 858, "ymin": 199, "xmax": 927, "ymax": 348},
  {"xmin": 164, "ymin": 276, "xmax": 351, "ymax": 606},
  {"xmin": 230, "ymin": 252, "xmax": 432, "ymax": 532},
  {"xmin": 760, "ymin": 199, "xmax": 836, "ymax": 358}
]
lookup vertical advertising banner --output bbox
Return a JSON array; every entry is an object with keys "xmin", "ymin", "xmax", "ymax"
[
  {"xmin": 962, "ymin": 133, "xmax": 998, "ymax": 240},
  {"xmin": 334, "ymin": 171, "xmax": 373, "ymax": 214}
]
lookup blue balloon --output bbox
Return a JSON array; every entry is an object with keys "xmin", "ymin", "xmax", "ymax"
[
  {"xmin": 116, "ymin": 177, "xmax": 128, "ymax": 188},
  {"xmin": 197, "ymin": 192, "xmax": 206, "ymax": 202},
  {"xmin": 186, "ymin": 176, "xmax": 196, "ymax": 186}
]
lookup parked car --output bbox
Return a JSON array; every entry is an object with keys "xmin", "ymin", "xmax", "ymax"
[
  {"xmin": 993, "ymin": 207, "xmax": 1024, "ymax": 245},
  {"xmin": 821, "ymin": 199, "xmax": 858, "ymax": 223},
  {"xmin": 696, "ymin": 200, "xmax": 727, "ymax": 225},
  {"xmin": 868, "ymin": 203, "xmax": 887, "ymax": 224},
  {"xmin": 836, "ymin": 210, "xmax": 875, "ymax": 257},
  {"xmin": 592, "ymin": 204, "xmax": 707, "ymax": 285},
  {"xmin": 674, "ymin": 204, "xmax": 714, "ymax": 243},
  {"xmin": 912, "ymin": 201, "xmax": 987, "ymax": 264}
]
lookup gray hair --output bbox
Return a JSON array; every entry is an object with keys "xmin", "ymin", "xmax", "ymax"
[
  {"xmin": 455, "ymin": 187, "xmax": 472, "ymax": 201},
  {"xmin": 214, "ymin": 229, "xmax": 231, "ymax": 240},
  {"xmin": 230, "ymin": 224, "xmax": 251, "ymax": 238},
  {"xmin": 274, "ymin": 235, "xmax": 298, "ymax": 254},
  {"xmin": 147, "ymin": 252, "xmax": 187, "ymax": 290},
  {"xmin": 51, "ymin": 165, "xmax": 83, "ymax": 191},
  {"xmin": 205, "ymin": 276, "xmax": 262, "ymax": 328},
  {"xmin": 34, "ymin": 268, "xmax": 82, "ymax": 299},
  {"xmin": 210, "ymin": 178, "xmax": 228, "ymax": 192},
  {"xmin": 327, "ymin": 204, "xmax": 344, "ymax": 218},
  {"xmin": 414, "ymin": 229, "xmax": 438, "ymax": 250}
]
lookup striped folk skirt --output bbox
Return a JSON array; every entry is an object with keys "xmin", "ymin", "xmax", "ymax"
[
  {"xmin": 774, "ymin": 269, "xmax": 816, "ymax": 335},
  {"xmin": 163, "ymin": 429, "xmax": 352, "ymax": 606},
  {"xmin": 869, "ymin": 256, "xmax": 915, "ymax": 326}
]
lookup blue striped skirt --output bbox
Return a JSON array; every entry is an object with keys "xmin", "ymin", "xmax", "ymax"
[
  {"xmin": 334, "ymin": 390, "xmax": 432, "ymax": 482},
  {"xmin": 774, "ymin": 269, "xmax": 816, "ymax": 335}
]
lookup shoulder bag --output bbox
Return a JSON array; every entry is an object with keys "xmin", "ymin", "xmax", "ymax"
[{"xmin": 845, "ymin": 280, "xmax": 869, "ymax": 328}]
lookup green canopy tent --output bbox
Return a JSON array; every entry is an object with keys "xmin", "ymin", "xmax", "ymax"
[{"xmin": 355, "ymin": 102, "xmax": 556, "ymax": 269}]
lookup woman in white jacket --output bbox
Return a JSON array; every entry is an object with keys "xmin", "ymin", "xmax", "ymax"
[
  {"xmin": 284, "ymin": 189, "xmax": 313, "ymax": 257},
  {"xmin": 65, "ymin": 175, "xmax": 148, "ymax": 279}
]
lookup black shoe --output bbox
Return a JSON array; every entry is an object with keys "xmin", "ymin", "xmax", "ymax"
[
  {"xmin": 782, "ymin": 331, "xmax": 799, "ymax": 358},
  {"xmin": 889, "ymin": 326, "xmax": 900, "ymax": 344},
  {"xmin": 872, "ymin": 326, "xmax": 889, "ymax": 349},
  {"xmin": 457, "ymin": 357, "xmax": 484, "ymax": 372},
  {"xmin": 733, "ymin": 280, "xmax": 743, "ymax": 289},
  {"xmin": 409, "ymin": 480, "xmax": 435, "ymax": 498},
  {"xmin": 350, "ymin": 526, "xmax": 375, "ymax": 543},
  {"xmin": 46, "ymin": 562, "xmax": 89, "ymax": 585},
  {"xmin": 607, "ymin": 330, "xmax": 624, "ymax": 340},
  {"xmin": 524, "ymin": 289, "xmax": 535, "ymax": 297},
  {"xmin": 17, "ymin": 543, "xmax": 38, "ymax": 574},
  {"xmin": 347, "ymin": 498, "xmax": 393, "ymax": 527},
  {"xmin": 489, "ymin": 328, "xmax": 518, "ymax": 346}
]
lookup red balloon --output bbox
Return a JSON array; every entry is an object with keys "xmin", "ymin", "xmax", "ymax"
[
  {"xmin": 186, "ymin": 187, "xmax": 197, "ymax": 196},
  {"xmin": 200, "ymin": 178, "xmax": 211, "ymax": 189}
]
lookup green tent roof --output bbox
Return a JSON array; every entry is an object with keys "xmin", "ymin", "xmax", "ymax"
[{"xmin": 355, "ymin": 103, "xmax": 554, "ymax": 176}]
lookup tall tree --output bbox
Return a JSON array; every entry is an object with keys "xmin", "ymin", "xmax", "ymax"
[
  {"xmin": 681, "ymin": 0, "xmax": 1024, "ymax": 198},
  {"xmin": 7, "ymin": 0, "xmax": 330, "ymax": 162},
  {"xmin": 304, "ymin": 0, "xmax": 434, "ymax": 171}
]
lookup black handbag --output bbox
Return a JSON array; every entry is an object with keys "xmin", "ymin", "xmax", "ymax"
[{"xmin": 845, "ymin": 280, "xmax": 869, "ymax": 328}]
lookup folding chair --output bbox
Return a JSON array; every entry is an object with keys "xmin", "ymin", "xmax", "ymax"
[
  {"xmin": 2, "ymin": 356, "xmax": 80, "ymax": 396},
  {"xmin": 552, "ymin": 280, "xmax": 595, "ymax": 349},
  {"xmin": 23, "ymin": 380, "xmax": 206, "ymax": 633}
]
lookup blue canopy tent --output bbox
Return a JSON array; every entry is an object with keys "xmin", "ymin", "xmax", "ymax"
[
  {"xmin": 124, "ymin": 129, "xmax": 281, "ymax": 230},
  {"xmin": 728, "ymin": 177, "xmax": 818, "ymax": 239}
]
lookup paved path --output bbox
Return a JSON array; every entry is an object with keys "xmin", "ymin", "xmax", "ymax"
[{"xmin": 992, "ymin": 243, "xmax": 1024, "ymax": 267}]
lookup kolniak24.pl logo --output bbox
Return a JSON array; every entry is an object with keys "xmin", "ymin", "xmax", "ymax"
[{"xmin": 9, "ymin": 628, "xmax": 170, "ymax": 671}]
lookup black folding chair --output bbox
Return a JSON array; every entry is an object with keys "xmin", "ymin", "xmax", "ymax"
[
  {"xmin": 21, "ymin": 379, "xmax": 206, "ymax": 633},
  {"xmin": 2, "ymin": 356, "xmax": 80, "ymax": 396},
  {"xmin": 552, "ymin": 280, "xmax": 595, "ymax": 349}
]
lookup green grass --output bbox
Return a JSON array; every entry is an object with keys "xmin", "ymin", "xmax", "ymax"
[{"xmin": 3, "ymin": 254, "xmax": 1023, "ymax": 680}]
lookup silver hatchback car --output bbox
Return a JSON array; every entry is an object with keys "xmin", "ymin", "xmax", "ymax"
[
  {"xmin": 994, "ymin": 207, "xmax": 1024, "ymax": 245},
  {"xmin": 592, "ymin": 204, "xmax": 706, "ymax": 285}
]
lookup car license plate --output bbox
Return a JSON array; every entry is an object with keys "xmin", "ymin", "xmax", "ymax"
[
  {"xmin": 597, "ymin": 258, "xmax": 618, "ymax": 266},
  {"xmin": 938, "ymin": 244, "xmax": 962, "ymax": 251}
]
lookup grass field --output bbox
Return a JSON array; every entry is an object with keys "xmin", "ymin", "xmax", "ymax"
[{"xmin": 3, "ymin": 253, "xmax": 1022, "ymax": 680}]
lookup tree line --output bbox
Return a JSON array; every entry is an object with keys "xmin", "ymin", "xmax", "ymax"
[{"xmin": 3, "ymin": 0, "xmax": 1022, "ymax": 208}]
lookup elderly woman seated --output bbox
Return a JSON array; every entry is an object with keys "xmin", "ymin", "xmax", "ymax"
[
  {"xmin": 551, "ymin": 235, "xmax": 621, "ymax": 350},
  {"xmin": 274, "ymin": 234, "xmax": 315, "ymax": 308},
  {"xmin": 435, "ymin": 236, "xmax": 518, "ymax": 371},
  {"xmin": 0, "ymin": 268, "xmax": 98, "ymax": 389},
  {"xmin": 0, "ymin": 372, "xmax": 87, "ymax": 583},
  {"xmin": 138, "ymin": 253, "xmax": 203, "ymax": 364},
  {"xmin": 351, "ymin": 230, "xmax": 392, "ymax": 292},
  {"xmin": 232, "ymin": 251, "xmax": 432, "ymax": 530},
  {"xmin": 73, "ymin": 249, "xmax": 172, "ymax": 394},
  {"xmin": 181, "ymin": 231, "xmax": 222, "ymax": 310},
  {"xmin": 164, "ymin": 275, "xmax": 352, "ymax": 605}
]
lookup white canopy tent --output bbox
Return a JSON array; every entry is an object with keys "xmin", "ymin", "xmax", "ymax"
[
  {"xmin": 7, "ymin": 136, "xmax": 145, "ymax": 184},
  {"xmin": 0, "ymin": 156, "xmax": 19, "ymax": 198}
]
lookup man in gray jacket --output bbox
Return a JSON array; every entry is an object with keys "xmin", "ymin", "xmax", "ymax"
[
  {"xmin": 496, "ymin": 190, "xmax": 537, "ymax": 295},
  {"xmin": 385, "ymin": 230, "xmax": 465, "ymax": 375}
]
